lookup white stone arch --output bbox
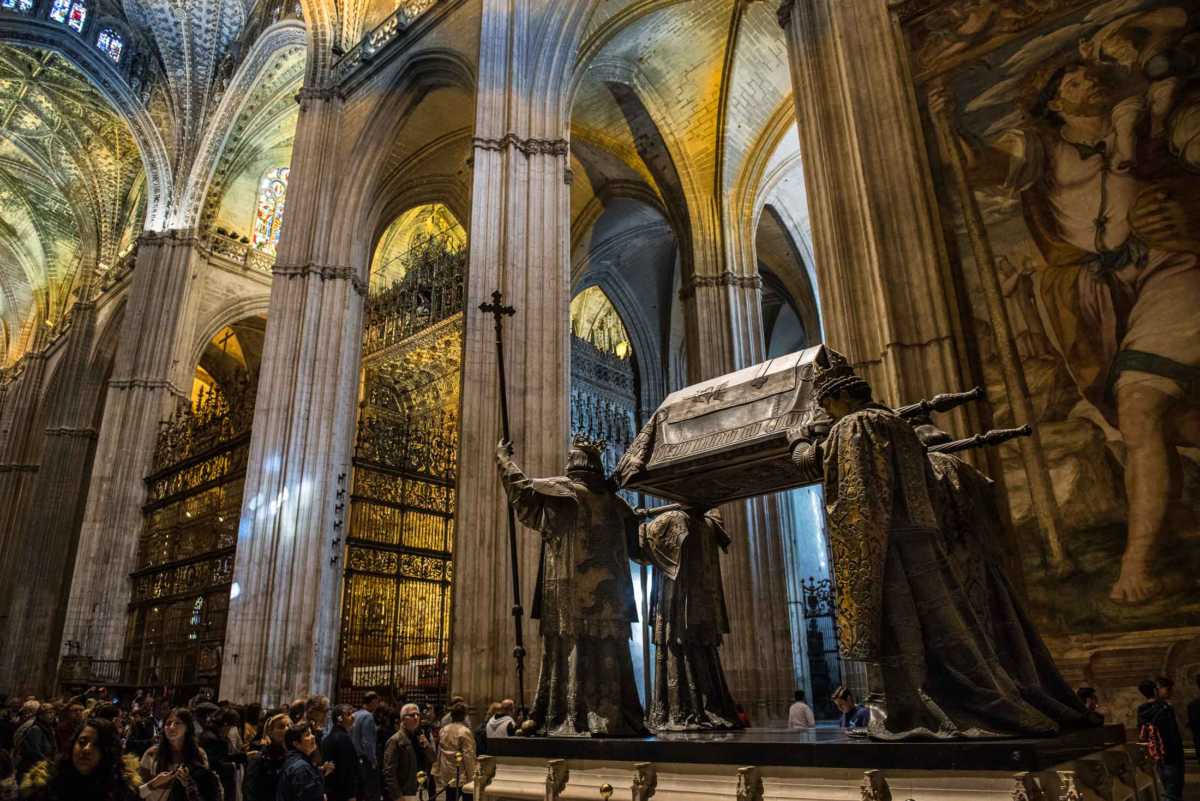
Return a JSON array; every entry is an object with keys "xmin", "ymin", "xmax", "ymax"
[
  {"xmin": 0, "ymin": 15, "xmax": 174, "ymax": 231},
  {"xmin": 297, "ymin": 0, "xmax": 336, "ymax": 85},
  {"xmin": 176, "ymin": 19, "xmax": 308, "ymax": 230},
  {"xmin": 328, "ymin": 47, "xmax": 476, "ymax": 282},
  {"xmin": 186, "ymin": 295, "xmax": 273, "ymax": 373}
]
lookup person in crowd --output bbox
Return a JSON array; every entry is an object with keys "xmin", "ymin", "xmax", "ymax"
[
  {"xmin": 1075, "ymin": 687, "xmax": 1105, "ymax": 721},
  {"xmin": 125, "ymin": 709, "xmax": 154, "ymax": 760},
  {"xmin": 0, "ymin": 700, "xmax": 19, "ymax": 753},
  {"xmin": 1138, "ymin": 677, "xmax": 1185, "ymax": 801},
  {"xmin": 321, "ymin": 705, "xmax": 359, "ymax": 801},
  {"xmin": 243, "ymin": 713, "xmax": 289, "ymax": 801},
  {"xmin": 734, "ymin": 705, "xmax": 752, "ymax": 728},
  {"xmin": 219, "ymin": 708, "xmax": 245, "ymax": 801},
  {"xmin": 434, "ymin": 704, "xmax": 474, "ymax": 801},
  {"xmin": 484, "ymin": 702, "xmax": 514, "ymax": 741},
  {"xmin": 383, "ymin": 705, "xmax": 434, "ymax": 801},
  {"xmin": 473, "ymin": 707, "xmax": 495, "ymax": 758},
  {"xmin": 351, "ymin": 693, "xmax": 381, "ymax": 801},
  {"xmin": 137, "ymin": 707, "xmax": 221, "ymax": 801},
  {"xmin": 19, "ymin": 718, "xmax": 140, "ymax": 801},
  {"xmin": 288, "ymin": 701, "xmax": 306, "ymax": 728},
  {"xmin": 438, "ymin": 699, "xmax": 472, "ymax": 732},
  {"xmin": 54, "ymin": 703, "xmax": 83, "ymax": 756},
  {"xmin": 787, "ymin": 690, "xmax": 815, "ymax": 730},
  {"xmin": 276, "ymin": 724, "xmax": 325, "ymax": 801},
  {"xmin": 242, "ymin": 705, "xmax": 262, "ymax": 748},
  {"xmin": 304, "ymin": 697, "xmax": 330, "ymax": 748},
  {"xmin": 1187, "ymin": 675, "xmax": 1200, "ymax": 768},
  {"xmin": 13, "ymin": 703, "xmax": 55, "ymax": 781},
  {"xmin": 0, "ymin": 749, "xmax": 18, "ymax": 801},
  {"xmin": 192, "ymin": 704, "xmax": 233, "ymax": 801},
  {"xmin": 832, "ymin": 687, "xmax": 869, "ymax": 731}
]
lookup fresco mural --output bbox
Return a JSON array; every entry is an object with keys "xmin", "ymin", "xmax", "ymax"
[{"xmin": 903, "ymin": 0, "xmax": 1200, "ymax": 638}]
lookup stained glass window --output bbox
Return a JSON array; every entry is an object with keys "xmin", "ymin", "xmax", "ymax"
[
  {"xmin": 252, "ymin": 166, "xmax": 289, "ymax": 255},
  {"xmin": 0, "ymin": 0, "xmax": 35, "ymax": 14},
  {"xmin": 50, "ymin": 0, "xmax": 87, "ymax": 32},
  {"xmin": 96, "ymin": 29, "xmax": 123, "ymax": 63}
]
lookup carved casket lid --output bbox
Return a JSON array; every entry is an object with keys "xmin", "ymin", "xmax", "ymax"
[{"xmin": 620, "ymin": 345, "xmax": 828, "ymax": 505}]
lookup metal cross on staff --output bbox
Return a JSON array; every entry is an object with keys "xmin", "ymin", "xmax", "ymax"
[{"xmin": 479, "ymin": 289, "xmax": 526, "ymax": 712}]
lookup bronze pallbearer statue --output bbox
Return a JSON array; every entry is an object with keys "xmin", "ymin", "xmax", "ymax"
[
  {"xmin": 496, "ymin": 435, "xmax": 647, "ymax": 737},
  {"xmin": 792, "ymin": 347, "xmax": 1099, "ymax": 739},
  {"xmin": 639, "ymin": 507, "xmax": 740, "ymax": 731}
]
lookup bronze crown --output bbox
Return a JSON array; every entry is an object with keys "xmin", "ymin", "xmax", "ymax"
[{"xmin": 811, "ymin": 347, "xmax": 869, "ymax": 402}]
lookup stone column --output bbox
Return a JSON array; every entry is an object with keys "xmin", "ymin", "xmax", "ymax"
[
  {"xmin": 0, "ymin": 349, "xmax": 47, "ymax": 562},
  {"xmin": 220, "ymin": 89, "xmax": 365, "ymax": 705},
  {"xmin": 61, "ymin": 230, "xmax": 199, "ymax": 663},
  {"xmin": 777, "ymin": 0, "xmax": 979, "ymax": 418},
  {"xmin": 0, "ymin": 301, "xmax": 103, "ymax": 695},
  {"xmin": 679, "ymin": 250, "xmax": 796, "ymax": 724},
  {"xmin": 450, "ymin": 1, "xmax": 575, "ymax": 713}
]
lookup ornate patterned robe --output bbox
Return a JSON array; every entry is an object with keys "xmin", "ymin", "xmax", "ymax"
[
  {"xmin": 640, "ymin": 510, "xmax": 739, "ymax": 731},
  {"xmin": 822, "ymin": 405, "xmax": 1095, "ymax": 738},
  {"xmin": 498, "ymin": 455, "xmax": 647, "ymax": 737}
]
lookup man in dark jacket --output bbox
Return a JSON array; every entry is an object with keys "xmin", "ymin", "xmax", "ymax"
[
  {"xmin": 1138, "ymin": 677, "xmax": 1185, "ymax": 801},
  {"xmin": 322, "ymin": 704, "xmax": 361, "ymax": 801},
  {"xmin": 13, "ymin": 702, "xmax": 55, "ymax": 780},
  {"xmin": 383, "ymin": 704, "xmax": 434, "ymax": 801}
]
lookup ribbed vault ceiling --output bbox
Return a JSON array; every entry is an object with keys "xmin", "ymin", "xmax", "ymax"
[{"xmin": 0, "ymin": 44, "xmax": 143, "ymax": 360}]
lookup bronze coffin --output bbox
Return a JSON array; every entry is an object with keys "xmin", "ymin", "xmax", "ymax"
[{"xmin": 618, "ymin": 345, "xmax": 829, "ymax": 505}]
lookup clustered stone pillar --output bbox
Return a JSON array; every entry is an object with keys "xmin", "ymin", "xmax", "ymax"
[
  {"xmin": 679, "ymin": 258, "xmax": 797, "ymax": 725},
  {"xmin": 0, "ymin": 301, "xmax": 104, "ymax": 694},
  {"xmin": 450, "ymin": 0, "xmax": 580, "ymax": 714},
  {"xmin": 220, "ymin": 89, "xmax": 365, "ymax": 705},
  {"xmin": 62, "ymin": 230, "xmax": 200, "ymax": 665},
  {"xmin": 776, "ymin": 0, "xmax": 978, "ymax": 418}
]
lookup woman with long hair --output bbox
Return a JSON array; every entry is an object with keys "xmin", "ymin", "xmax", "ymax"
[
  {"xmin": 242, "ymin": 714, "xmax": 289, "ymax": 801},
  {"xmin": 136, "ymin": 708, "xmax": 220, "ymax": 801},
  {"xmin": 19, "ymin": 719, "xmax": 140, "ymax": 800}
]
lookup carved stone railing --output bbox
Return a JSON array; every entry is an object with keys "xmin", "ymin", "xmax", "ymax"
[
  {"xmin": 332, "ymin": 0, "xmax": 441, "ymax": 85},
  {"xmin": 58, "ymin": 655, "xmax": 131, "ymax": 687},
  {"xmin": 203, "ymin": 231, "xmax": 275, "ymax": 277}
]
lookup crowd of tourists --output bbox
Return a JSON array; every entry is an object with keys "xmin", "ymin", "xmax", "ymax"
[{"xmin": 0, "ymin": 688, "xmax": 527, "ymax": 801}]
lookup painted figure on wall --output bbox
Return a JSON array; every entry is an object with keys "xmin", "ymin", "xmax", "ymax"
[{"xmin": 928, "ymin": 0, "xmax": 1200, "ymax": 613}]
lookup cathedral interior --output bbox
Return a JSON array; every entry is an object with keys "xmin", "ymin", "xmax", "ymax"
[{"xmin": 1, "ymin": 0, "xmax": 1199, "ymax": 796}]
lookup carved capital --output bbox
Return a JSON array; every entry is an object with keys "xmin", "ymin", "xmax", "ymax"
[
  {"xmin": 295, "ymin": 86, "xmax": 341, "ymax": 109},
  {"xmin": 860, "ymin": 770, "xmax": 891, "ymax": 801},
  {"xmin": 631, "ymin": 763, "xmax": 657, "ymax": 801},
  {"xmin": 1010, "ymin": 772, "xmax": 1044, "ymax": 801},
  {"xmin": 473, "ymin": 133, "xmax": 570, "ymax": 158},
  {"xmin": 678, "ymin": 271, "xmax": 763, "ymax": 300},
  {"xmin": 271, "ymin": 263, "xmax": 369, "ymax": 297},
  {"xmin": 736, "ymin": 767, "xmax": 762, "ymax": 801},
  {"xmin": 545, "ymin": 759, "xmax": 569, "ymax": 801},
  {"xmin": 138, "ymin": 228, "xmax": 197, "ymax": 248}
]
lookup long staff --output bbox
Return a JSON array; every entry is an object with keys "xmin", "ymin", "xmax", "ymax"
[{"xmin": 480, "ymin": 289, "xmax": 526, "ymax": 712}]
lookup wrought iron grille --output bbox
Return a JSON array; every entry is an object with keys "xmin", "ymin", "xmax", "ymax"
[
  {"xmin": 362, "ymin": 233, "xmax": 466, "ymax": 359},
  {"xmin": 339, "ymin": 408, "xmax": 457, "ymax": 708},
  {"xmin": 340, "ymin": 231, "xmax": 463, "ymax": 709},
  {"xmin": 800, "ymin": 576, "xmax": 843, "ymax": 720},
  {"xmin": 125, "ymin": 379, "xmax": 254, "ymax": 695}
]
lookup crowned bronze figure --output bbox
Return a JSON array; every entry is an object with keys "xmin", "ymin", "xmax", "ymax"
[
  {"xmin": 496, "ymin": 435, "xmax": 647, "ymax": 737},
  {"xmin": 793, "ymin": 348, "xmax": 1099, "ymax": 739}
]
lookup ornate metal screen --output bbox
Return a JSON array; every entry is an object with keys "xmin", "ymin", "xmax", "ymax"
[
  {"xmin": 337, "ymin": 230, "xmax": 465, "ymax": 708},
  {"xmin": 800, "ymin": 576, "xmax": 843, "ymax": 720},
  {"xmin": 125, "ymin": 379, "xmax": 255, "ymax": 694}
]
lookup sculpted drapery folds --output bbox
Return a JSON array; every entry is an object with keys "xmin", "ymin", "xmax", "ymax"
[
  {"xmin": 807, "ymin": 348, "xmax": 1099, "ymax": 739},
  {"xmin": 639, "ymin": 509, "xmax": 740, "ymax": 731},
  {"xmin": 496, "ymin": 437, "xmax": 647, "ymax": 737}
]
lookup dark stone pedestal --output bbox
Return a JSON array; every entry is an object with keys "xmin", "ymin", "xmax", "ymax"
[{"xmin": 488, "ymin": 723, "xmax": 1126, "ymax": 772}]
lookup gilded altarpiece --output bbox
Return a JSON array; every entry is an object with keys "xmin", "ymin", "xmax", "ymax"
[
  {"xmin": 125, "ymin": 379, "xmax": 255, "ymax": 692},
  {"xmin": 894, "ymin": 0, "xmax": 1200, "ymax": 713},
  {"xmin": 337, "ymin": 230, "xmax": 465, "ymax": 707}
]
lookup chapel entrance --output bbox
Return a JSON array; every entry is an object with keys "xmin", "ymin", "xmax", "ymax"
[
  {"xmin": 336, "ymin": 205, "xmax": 465, "ymax": 708},
  {"xmin": 123, "ymin": 318, "xmax": 265, "ymax": 697}
]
